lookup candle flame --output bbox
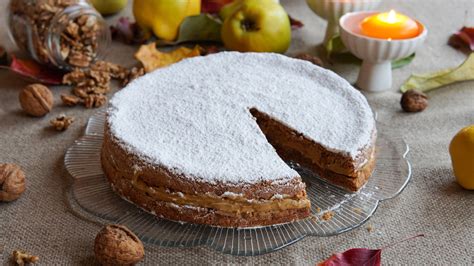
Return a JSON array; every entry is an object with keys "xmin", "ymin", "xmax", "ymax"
[
  {"xmin": 379, "ymin": 9, "xmax": 403, "ymax": 24},
  {"xmin": 387, "ymin": 10, "xmax": 397, "ymax": 23}
]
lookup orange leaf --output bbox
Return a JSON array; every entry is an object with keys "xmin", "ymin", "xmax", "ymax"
[{"xmin": 135, "ymin": 43, "xmax": 202, "ymax": 72}]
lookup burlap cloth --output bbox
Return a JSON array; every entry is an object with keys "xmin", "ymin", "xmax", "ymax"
[{"xmin": 1, "ymin": 0, "xmax": 473, "ymax": 264}]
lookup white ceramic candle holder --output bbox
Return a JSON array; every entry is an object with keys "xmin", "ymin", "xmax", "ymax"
[
  {"xmin": 339, "ymin": 11, "xmax": 427, "ymax": 92},
  {"xmin": 306, "ymin": 0, "xmax": 381, "ymax": 46}
]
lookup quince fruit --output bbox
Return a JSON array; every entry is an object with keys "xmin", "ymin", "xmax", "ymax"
[
  {"xmin": 220, "ymin": 0, "xmax": 291, "ymax": 53},
  {"xmin": 133, "ymin": 0, "xmax": 201, "ymax": 41},
  {"xmin": 90, "ymin": 0, "xmax": 128, "ymax": 15},
  {"xmin": 449, "ymin": 125, "xmax": 474, "ymax": 190}
]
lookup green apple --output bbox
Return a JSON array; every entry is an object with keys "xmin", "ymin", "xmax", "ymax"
[
  {"xmin": 221, "ymin": 0, "xmax": 291, "ymax": 53},
  {"xmin": 90, "ymin": 0, "xmax": 128, "ymax": 15}
]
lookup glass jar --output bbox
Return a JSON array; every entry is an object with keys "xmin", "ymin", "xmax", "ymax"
[{"xmin": 8, "ymin": 0, "xmax": 111, "ymax": 70}]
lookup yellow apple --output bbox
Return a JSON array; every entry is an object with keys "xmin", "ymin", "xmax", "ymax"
[
  {"xmin": 221, "ymin": 0, "xmax": 291, "ymax": 53},
  {"xmin": 449, "ymin": 125, "xmax": 474, "ymax": 190},
  {"xmin": 133, "ymin": 0, "xmax": 201, "ymax": 41},
  {"xmin": 90, "ymin": 0, "xmax": 128, "ymax": 15}
]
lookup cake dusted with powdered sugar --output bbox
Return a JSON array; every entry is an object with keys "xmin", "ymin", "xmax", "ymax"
[{"xmin": 101, "ymin": 52, "xmax": 376, "ymax": 227}]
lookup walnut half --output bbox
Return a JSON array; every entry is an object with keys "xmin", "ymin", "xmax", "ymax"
[
  {"xmin": 0, "ymin": 163, "xmax": 26, "ymax": 202},
  {"xmin": 94, "ymin": 224, "xmax": 145, "ymax": 266},
  {"xmin": 12, "ymin": 250, "xmax": 39, "ymax": 265}
]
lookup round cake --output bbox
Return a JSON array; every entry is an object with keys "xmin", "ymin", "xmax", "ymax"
[{"xmin": 101, "ymin": 52, "xmax": 376, "ymax": 228}]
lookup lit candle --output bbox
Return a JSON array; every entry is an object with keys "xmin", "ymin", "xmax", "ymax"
[{"xmin": 360, "ymin": 10, "xmax": 421, "ymax": 40}]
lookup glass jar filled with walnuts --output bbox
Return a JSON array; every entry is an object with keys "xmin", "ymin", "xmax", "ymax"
[{"xmin": 8, "ymin": 0, "xmax": 111, "ymax": 69}]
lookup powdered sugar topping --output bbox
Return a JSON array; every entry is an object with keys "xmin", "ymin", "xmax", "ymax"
[{"xmin": 108, "ymin": 52, "xmax": 375, "ymax": 185}]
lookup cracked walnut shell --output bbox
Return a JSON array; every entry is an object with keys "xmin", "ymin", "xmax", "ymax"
[
  {"xmin": 94, "ymin": 224, "xmax": 144, "ymax": 266},
  {"xmin": 0, "ymin": 163, "xmax": 26, "ymax": 202},
  {"xmin": 19, "ymin": 84, "xmax": 54, "ymax": 117}
]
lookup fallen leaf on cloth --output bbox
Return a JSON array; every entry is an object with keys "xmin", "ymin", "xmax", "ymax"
[
  {"xmin": 400, "ymin": 53, "xmax": 474, "ymax": 93},
  {"xmin": 0, "ymin": 46, "xmax": 8, "ymax": 65},
  {"xmin": 135, "ymin": 43, "xmax": 202, "ymax": 72},
  {"xmin": 201, "ymin": 0, "xmax": 233, "ymax": 13},
  {"xmin": 448, "ymin": 26, "xmax": 474, "ymax": 52},
  {"xmin": 110, "ymin": 17, "xmax": 149, "ymax": 45},
  {"xmin": 289, "ymin": 15, "xmax": 304, "ymax": 29},
  {"xmin": 325, "ymin": 35, "xmax": 415, "ymax": 69},
  {"xmin": 318, "ymin": 234, "xmax": 424, "ymax": 266},
  {"xmin": 0, "ymin": 56, "xmax": 63, "ymax": 85},
  {"xmin": 325, "ymin": 35, "xmax": 347, "ymax": 55},
  {"xmin": 156, "ymin": 14, "xmax": 222, "ymax": 46}
]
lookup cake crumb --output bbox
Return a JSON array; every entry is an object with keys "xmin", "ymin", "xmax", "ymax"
[
  {"xmin": 367, "ymin": 224, "xmax": 374, "ymax": 233},
  {"xmin": 310, "ymin": 215, "xmax": 318, "ymax": 222},
  {"xmin": 353, "ymin": 207, "xmax": 363, "ymax": 215},
  {"xmin": 322, "ymin": 211, "xmax": 334, "ymax": 221}
]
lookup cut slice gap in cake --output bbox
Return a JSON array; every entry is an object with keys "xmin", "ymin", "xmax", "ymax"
[{"xmin": 249, "ymin": 107, "xmax": 376, "ymax": 192}]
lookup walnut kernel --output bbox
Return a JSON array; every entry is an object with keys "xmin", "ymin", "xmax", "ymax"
[
  {"xmin": 401, "ymin": 90, "xmax": 428, "ymax": 112},
  {"xmin": 12, "ymin": 250, "xmax": 39, "ymax": 265},
  {"xmin": 94, "ymin": 224, "xmax": 145, "ymax": 266},
  {"xmin": 84, "ymin": 94, "xmax": 107, "ymax": 108},
  {"xmin": 0, "ymin": 163, "xmax": 26, "ymax": 202},
  {"xmin": 61, "ymin": 94, "xmax": 81, "ymax": 106},
  {"xmin": 50, "ymin": 114, "xmax": 74, "ymax": 131},
  {"xmin": 19, "ymin": 84, "xmax": 54, "ymax": 117}
]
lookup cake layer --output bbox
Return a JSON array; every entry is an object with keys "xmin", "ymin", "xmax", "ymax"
[
  {"xmin": 101, "ymin": 130, "xmax": 311, "ymax": 227},
  {"xmin": 102, "ymin": 126, "xmax": 308, "ymax": 200}
]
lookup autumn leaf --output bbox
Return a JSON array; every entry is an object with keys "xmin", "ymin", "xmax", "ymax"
[
  {"xmin": 401, "ymin": 53, "xmax": 474, "ymax": 93},
  {"xmin": 156, "ymin": 14, "xmax": 222, "ymax": 46},
  {"xmin": 0, "ymin": 56, "xmax": 63, "ymax": 85},
  {"xmin": 202, "ymin": 0, "xmax": 233, "ymax": 13},
  {"xmin": 289, "ymin": 15, "xmax": 304, "ymax": 29},
  {"xmin": 135, "ymin": 43, "xmax": 202, "ymax": 72},
  {"xmin": 0, "ymin": 46, "xmax": 8, "ymax": 66},
  {"xmin": 448, "ymin": 26, "xmax": 474, "ymax": 52},
  {"xmin": 110, "ymin": 17, "xmax": 149, "ymax": 45},
  {"xmin": 318, "ymin": 234, "xmax": 424, "ymax": 266}
]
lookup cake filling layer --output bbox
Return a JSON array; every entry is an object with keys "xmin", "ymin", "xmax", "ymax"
[{"xmin": 130, "ymin": 176, "xmax": 311, "ymax": 216}]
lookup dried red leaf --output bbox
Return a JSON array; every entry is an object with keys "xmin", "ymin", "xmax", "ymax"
[
  {"xmin": 0, "ymin": 56, "xmax": 63, "ymax": 85},
  {"xmin": 110, "ymin": 17, "xmax": 148, "ymax": 45},
  {"xmin": 201, "ymin": 45, "xmax": 221, "ymax": 55},
  {"xmin": 449, "ymin": 26, "xmax": 474, "ymax": 52},
  {"xmin": 289, "ymin": 15, "xmax": 304, "ymax": 29},
  {"xmin": 0, "ymin": 46, "xmax": 8, "ymax": 66},
  {"xmin": 318, "ymin": 234, "xmax": 424, "ymax": 266},
  {"xmin": 318, "ymin": 248, "xmax": 381, "ymax": 266},
  {"xmin": 201, "ymin": 0, "xmax": 233, "ymax": 13}
]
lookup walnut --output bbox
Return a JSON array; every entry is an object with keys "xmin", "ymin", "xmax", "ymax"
[
  {"xmin": 94, "ymin": 224, "xmax": 145, "ymax": 266},
  {"xmin": 401, "ymin": 90, "xmax": 428, "ymax": 112},
  {"xmin": 294, "ymin": 53, "xmax": 324, "ymax": 67},
  {"xmin": 0, "ymin": 163, "xmax": 26, "ymax": 202},
  {"xmin": 50, "ymin": 114, "xmax": 74, "ymax": 131},
  {"xmin": 12, "ymin": 250, "xmax": 39, "ymax": 265},
  {"xmin": 84, "ymin": 94, "xmax": 107, "ymax": 108},
  {"xmin": 63, "ymin": 69, "xmax": 87, "ymax": 85},
  {"xmin": 61, "ymin": 94, "xmax": 81, "ymax": 106},
  {"xmin": 68, "ymin": 50, "xmax": 92, "ymax": 68},
  {"xmin": 122, "ymin": 67, "xmax": 145, "ymax": 86},
  {"xmin": 18, "ymin": 84, "xmax": 54, "ymax": 117}
]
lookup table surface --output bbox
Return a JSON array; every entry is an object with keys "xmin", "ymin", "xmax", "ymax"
[{"xmin": 1, "ymin": 0, "xmax": 473, "ymax": 265}]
